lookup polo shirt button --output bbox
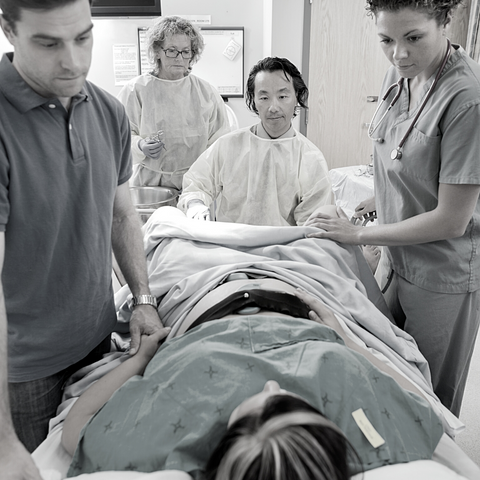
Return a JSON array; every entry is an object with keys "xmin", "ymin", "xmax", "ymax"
[
  {"xmin": 48, "ymin": 104, "xmax": 56, "ymax": 109},
  {"xmin": 69, "ymin": 124, "xmax": 73, "ymax": 130}
]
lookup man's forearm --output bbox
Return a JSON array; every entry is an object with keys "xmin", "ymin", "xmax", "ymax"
[{"xmin": 111, "ymin": 203, "xmax": 151, "ymax": 297}]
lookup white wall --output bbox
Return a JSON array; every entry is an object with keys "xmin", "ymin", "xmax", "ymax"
[{"xmin": 0, "ymin": 0, "xmax": 305, "ymax": 129}]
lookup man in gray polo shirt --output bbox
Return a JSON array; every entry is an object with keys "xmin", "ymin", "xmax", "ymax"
[{"xmin": 0, "ymin": 0, "xmax": 168, "ymax": 478}]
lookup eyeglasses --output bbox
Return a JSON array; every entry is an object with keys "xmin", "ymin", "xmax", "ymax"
[{"xmin": 161, "ymin": 48, "xmax": 192, "ymax": 59}]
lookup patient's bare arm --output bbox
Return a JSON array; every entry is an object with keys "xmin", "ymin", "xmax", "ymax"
[
  {"xmin": 295, "ymin": 289, "xmax": 428, "ymax": 401},
  {"xmin": 61, "ymin": 328, "xmax": 169, "ymax": 456}
]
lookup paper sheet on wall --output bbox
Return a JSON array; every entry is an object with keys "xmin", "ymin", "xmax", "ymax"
[
  {"xmin": 138, "ymin": 28, "xmax": 153, "ymax": 76},
  {"xmin": 113, "ymin": 44, "xmax": 139, "ymax": 86}
]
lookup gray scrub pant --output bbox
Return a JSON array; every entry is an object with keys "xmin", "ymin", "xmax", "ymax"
[{"xmin": 384, "ymin": 271, "xmax": 480, "ymax": 417}]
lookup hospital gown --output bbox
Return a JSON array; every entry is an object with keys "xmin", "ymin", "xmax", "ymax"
[
  {"xmin": 117, "ymin": 73, "xmax": 230, "ymax": 189},
  {"xmin": 67, "ymin": 316, "xmax": 443, "ymax": 477},
  {"xmin": 178, "ymin": 126, "xmax": 331, "ymax": 225}
]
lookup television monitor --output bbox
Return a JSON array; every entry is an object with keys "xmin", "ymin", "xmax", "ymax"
[{"xmin": 91, "ymin": 0, "xmax": 161, "ymax": 17}]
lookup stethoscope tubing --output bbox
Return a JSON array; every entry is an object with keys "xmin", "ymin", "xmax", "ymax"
[{"xmin": 368, "ymin": 39, "xmax": 452, "ymax": 159}]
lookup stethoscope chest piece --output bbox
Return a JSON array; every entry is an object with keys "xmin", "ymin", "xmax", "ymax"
[{"xmin": 390, "ymin": 148, "xmax": 402, "ymax": 160}]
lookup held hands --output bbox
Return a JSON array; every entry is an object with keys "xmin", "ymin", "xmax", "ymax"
[
  {"xmin": 129, "ymin": 305, "xmax": 165, "ymax": 356},
  {"xmin": 186, "ymin": 201, "xmax": 211, "ymax": 221},
  {"xmin": 305, "ymin": 206, "xmax": 362, "ymax": 244},
  {"xmin": 135, "ymin": 329, "xmax": 171, "ymax": 363},
  {"xmin": 138, "ymin": 138, "xmax": 165, "ymax": 160}
]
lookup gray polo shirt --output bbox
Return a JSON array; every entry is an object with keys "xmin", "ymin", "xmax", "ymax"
[{"xmin": 0, "ymin": 53, "xmax": 132, "ymax": 382}]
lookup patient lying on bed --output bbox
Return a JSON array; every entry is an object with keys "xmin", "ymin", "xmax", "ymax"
[{"xmin": 62, "ymin": 290, "xmax": 443, "ymax": 480}]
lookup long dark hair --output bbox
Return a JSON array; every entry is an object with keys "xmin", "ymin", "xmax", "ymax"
[{"xmin": 203, "ymin": 395, "xmax": 362, "ymax": 480}]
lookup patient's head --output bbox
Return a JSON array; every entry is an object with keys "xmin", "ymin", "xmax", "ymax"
[{"xmin": 204, "ymin": 381, "xmax": 359, "ymax": 480}]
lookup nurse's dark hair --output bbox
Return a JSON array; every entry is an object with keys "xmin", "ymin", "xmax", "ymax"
[
  {"xmin": 0, "ymin": 0, "xmax": 93, "ymax": 32},
  {"xmin": 203, "ymin": 394, "xmax": 362, "ymax": 480},
  {"xmin": 147, "ymin": 15, "xmax": 205, "ymax": 72},
  {"xmin": 246, "ymin": 57, "xmax": 308, "ymax": 117},
  {"xmin": 365, "ymin": 0, "xmax": 463, "ymax": 24}
]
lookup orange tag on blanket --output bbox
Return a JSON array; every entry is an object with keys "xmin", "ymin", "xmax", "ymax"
[{"xmin": 352, "ymin": 408, "xmax": 385, "ymax": 448}]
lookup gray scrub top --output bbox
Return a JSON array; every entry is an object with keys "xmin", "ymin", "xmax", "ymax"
[{"xmin": 373, "ymin": 46, "xmax": 480, "ymax": 293}]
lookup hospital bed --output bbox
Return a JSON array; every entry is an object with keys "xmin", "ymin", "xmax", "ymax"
[{"xmin": 32, "ymin": 207, "xmax": 480, "ymax": 480}]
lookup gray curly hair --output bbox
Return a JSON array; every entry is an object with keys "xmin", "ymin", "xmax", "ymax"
[{"xmin": 146, "ymin": 16, "xmax": 205, "ymax": 73}]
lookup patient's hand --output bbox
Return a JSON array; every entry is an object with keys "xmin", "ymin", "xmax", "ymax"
[
  {"xmin": 295, "ymin": 289, "xmax": 344, "ymax": 337},
  {"xmin": 136, "ymin": 329, "xmax": 170, "ymax": 363}
]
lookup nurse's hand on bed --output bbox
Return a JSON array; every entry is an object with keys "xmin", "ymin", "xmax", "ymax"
[
  {"xmin": 305, "ymin": 206, "xmax": 363, "ymax": 244},
  {"xmin": 1, "ymin": 435, "xmax": 42, "ymax": 480},
  {"xmin": 129, "ymin": 305, "xmax": 165, "ymax": 356}
]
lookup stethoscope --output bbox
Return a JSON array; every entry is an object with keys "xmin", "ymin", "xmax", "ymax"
[{"xmin": 368, "ymin": 39, "xmax": 451, "ymax": 161}]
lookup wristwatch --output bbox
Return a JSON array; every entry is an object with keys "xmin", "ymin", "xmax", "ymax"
[{"xmin": 128, "ymin": 294, "xmax": 157, "ymax": 310}]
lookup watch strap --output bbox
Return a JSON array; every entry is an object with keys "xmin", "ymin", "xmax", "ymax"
[{"xmin": 129, "ymin": 294, "xmax": 157, "ymax": 309}]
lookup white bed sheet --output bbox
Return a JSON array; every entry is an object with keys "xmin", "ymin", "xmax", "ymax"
[
  {"xmin": 31, "ymin": 208, "xmax": 480, "ymax": 480},
  {"xmin": 32, "ymin": 422, "xmax": 478, "ymax": 480}
]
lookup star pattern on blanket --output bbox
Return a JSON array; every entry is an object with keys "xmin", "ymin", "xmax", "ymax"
[
  {"xmin": 171, "ymin": 419, "xmax": 186, "ymax": 434},
  {"xmin": 103, "ymin": 421, "xmax": 113, "ymax": 433},
  {"xmin": 236, "ymin": 337, "xmax": 248, "ymax": 349},
  {"xmin": 205, "ymin": 365, "xmax": 218, "ymax": 378},
  {"xmin": 167, "ymin": 382, "xmax": 175, "ymax": 390},
  {"xmin": 372, "ymin": 374, "xmax": 380, "ymax": 383},
  {"xmin": 321, "ymin": 393, "xmax": 332, "ymax": 408},
  {"xmin": 215, "ymin": 406, "xmax": 224, "ymax": 416},
  {"xmin": 246, "ymin": 362, "xmax": 255, "ymax": 371},
  {"xmin": 151, "ymin": 385, "xmax": 159, "ymax": 394},
  {"xmin": 381, "ymin": 408, "xmax": 391, "ymax": 419},
  {"xmin": 415, "ymin": 416, "xmax": 424, "ymax": 426},
  {"xmin": 124, "ymin": 462, "xmax": 138, "ymax": 471}
]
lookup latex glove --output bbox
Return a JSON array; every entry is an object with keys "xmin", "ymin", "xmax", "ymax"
[
  {"xmin": 138, "ymin": 138, "xmax": 165, "ymax": 159},
  {"xmin": 187, "ymin": 202, "xmax": 211, "ymax": 221}
]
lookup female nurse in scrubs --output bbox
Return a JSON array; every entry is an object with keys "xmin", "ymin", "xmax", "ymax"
[
  {"xmin": 117, "ymin": 16, "xmax": 230, "ymax": 190},
  {"xmin": 306, "ymin": 0, "xmax": 480, "ymax": 417}
]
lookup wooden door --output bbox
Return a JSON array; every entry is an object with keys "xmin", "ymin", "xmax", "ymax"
[{"xmin": 306, "ymin": 0, "xmax": 471, "ymax": 170}]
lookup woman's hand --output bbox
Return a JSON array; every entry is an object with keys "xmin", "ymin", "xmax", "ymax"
[
  {"xmin": 305, "ymin": 207, "xmax": 363, "ymax": 244},
  {"xmin": 353, "ymin": 196, "xmax": 376, "ymax": 219},
  {"xmin": 295, "ymin": 289, "xmax": 344, "ymax": 336},
  {"xmin": 138, "ymin": 138, "xmax": 164, "ymax": 159},
  {"xmin": 135, "ymin": 328, "xmax": 171, "ymax": 363}
]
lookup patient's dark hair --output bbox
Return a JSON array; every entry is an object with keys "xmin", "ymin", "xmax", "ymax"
[
  {"xmin": 0, "ymin": 0, "xmax": 93, "ymax": 32},
  {"xmin": 245, "ymin": 57, "xmax": 308, "ymax": 117},
  {"xmin": 203, "ymin": 395, "xmax": 362, "ymax": 480},
  {"xmin": 365, "ymin": 0, "xmax": 463, "ymax": 24}
]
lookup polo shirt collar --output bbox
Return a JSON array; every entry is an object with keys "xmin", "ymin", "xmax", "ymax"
[{"xmin": 0, "ymin": 52, "xmax": 88, "ymax": 113}]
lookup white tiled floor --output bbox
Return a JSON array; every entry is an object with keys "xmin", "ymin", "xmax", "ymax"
[{"xmin": 457, "ymin": 333, "xmax": 480, "ymax": 466}]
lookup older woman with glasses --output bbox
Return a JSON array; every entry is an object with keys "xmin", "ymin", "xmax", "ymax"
[{"xmin": 117, "ymin": 16, "xmax": 230, "ymax": 190}]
